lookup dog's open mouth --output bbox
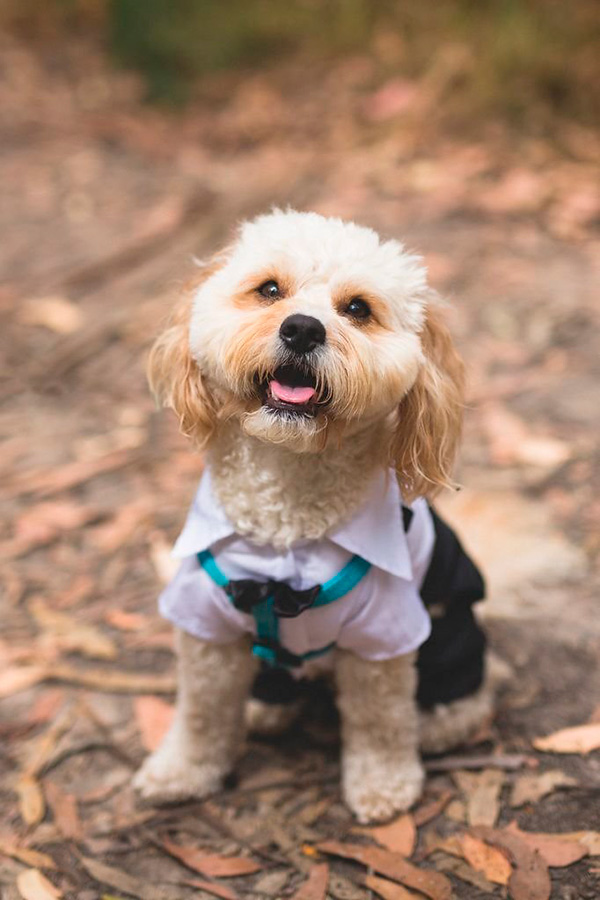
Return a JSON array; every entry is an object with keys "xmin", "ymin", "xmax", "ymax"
[{"xmin": 260, "ymin": 364, "xmax": 323, "ymax": 417}]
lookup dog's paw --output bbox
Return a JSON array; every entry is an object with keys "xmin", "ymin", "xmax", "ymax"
[
  {"xmin": 343, "ymin": 757, "xmax": 424, "ymax": 824},
  {"xmin": 133, "ymin": 749, "xmax": 225, "ymax": 805}
]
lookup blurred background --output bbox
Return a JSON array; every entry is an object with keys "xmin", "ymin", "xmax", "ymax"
[{"xmin": 1, "ymin": 2, "xmax": 599, "ymax": 897}]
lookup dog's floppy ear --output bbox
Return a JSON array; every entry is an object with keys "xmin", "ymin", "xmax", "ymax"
[
  {"xmin": 392, "ymin": 303, "xmax": 465, "ymax": 502},
  {"xmin": 147, "ymin": 276, "xmax": 217, "ymax": 450}
]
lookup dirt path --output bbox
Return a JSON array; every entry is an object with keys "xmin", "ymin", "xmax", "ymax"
[{"xmin": 1, "ymin": 31, "xmax": 599, "ymax": 900}]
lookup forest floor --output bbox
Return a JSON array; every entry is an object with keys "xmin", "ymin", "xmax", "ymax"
[{"xmin": 1, "ymin": 29, "xmax": 599, "ymax": 900}]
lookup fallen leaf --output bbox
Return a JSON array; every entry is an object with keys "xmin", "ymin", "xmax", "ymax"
[
  {"xmin": 479, "ymin": 402, "xmax": 570, "ymax": 469},
  {"xmin": 134, "ymin": 696, "xmax": 174, "ymax": 751},
  {"xmin": 16, "ymin": 869, "xmax": 61, "ymax": 900},
  {"xmin": 413, "ymin": 790, "xmax": 454, "ymax": 827},
  {"xmin": 505, "ymin": 822, "xmax": 588, "ymax": 867},
  {"xmin": 423, "ymin": 833, "xmax": 464, "ymax": 860},
  {"xmin": 292, "ymin": 863, "xmax": 329, "ymax": 899},
  {"xmin": 20, "ymin": 296, "xmax": 84, "ymax": 334},
  {"xmin": 28, "ymin": 690, "xmax": 65, "ymax": 724},
  {"xmin": 510, "ymin": 770, "xmax": 577, "ymax": 807},
  {"xmin": 365, "ymin": 874, "xmax": 420, "ymax": 898},
  {"xmin": 16, "ymin": 775, "xmax": 46, "ymax": 826},
  {"xmin": 8, "ymin": 447, "xmax": 141, "ymax": 500},
  {"xmin": 8, "ymin": 502, "xmax": 102, "ymax": 557},
  {"xmin": 182, "ymin": 881, "xmax": 240, "ymax": 900},
  {"xmin": 316, "ymin": 841, "xmax": 452, "ymax": 900},
  {"xmin": 29, "ymin": 597, "xmax": 117, "ymax": 660},
  {"xmin": 432, "ymin": 853, "xmax": 498, "ymax": 893},
  {"xmin": 44, "ymin": 781, "xmax": 82, "ymax": 840},
  {"xmin": 557, "ymin": 831, "xmax": 600, "ymax": 856},
  {"xmin": 23, "ymin": 704, "xmax": 77, "ymax": 777},
  {"xmin": 461, "ymin": 833, "xmax": 511, "ymax": 885},
  {"xmin": 79, "ymin": 856, "xmax": 179, "ymax": 900},
  {"xmin": 366, "ymin": 814, "xmax": 416, "ymax": 856},
  {"xmin": 44, "ymin": 662, "xmax": 176, "ymax": 694},
  {"xmin": 533, "ymin": 723, "xmax": 600, "ymax": 754},
  {"xmin": 162, "ymin": 839, "xmax": 262, "ymax": 878},
  {"xmin": 104, "ymin": 610, "xmax": 151, "ymax": 631},
  {"xmin": 453, "ymin": 769, "xmax": 504, "ymax": 827},
  {"xmin": 473, "ymin": 826, "xmax": 551, "ymax": 900},
  {"xmin": 0, "ymin": 666, "xmax": 47, "ymax": 698},
  {"xmin": 0, "ymin": 839, "xmax": 56, "ymax": 870},
  {"xmin": 89, "ymin": 501, "xmax": 153, "ymax": 552},
  {"xmin": 444, "ymin": 799, "xmax": 466, "ymax": 823}
]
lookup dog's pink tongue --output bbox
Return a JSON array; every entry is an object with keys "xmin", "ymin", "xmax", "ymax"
[{"xmin": 270, "ymin": 380, "xmax": 316, "ymax": 404}]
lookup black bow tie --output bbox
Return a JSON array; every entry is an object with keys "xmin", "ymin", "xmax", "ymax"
[{"xmin": 225, "ymin": 578, "xmax": 321, "ymax": 618}]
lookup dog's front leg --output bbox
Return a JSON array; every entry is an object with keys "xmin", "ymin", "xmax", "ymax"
[
  {"xmin": 134, "ymin": 629, "xmax": 256, "ymax": 803},
  {"xmin": 335, "ymin": 649, "xmax": 424, "ymax": 823}
]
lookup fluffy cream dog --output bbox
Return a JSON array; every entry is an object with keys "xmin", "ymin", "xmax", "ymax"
[{"xmin": 133, "ymin": 210, "xmax": 500, "ymax": 823}]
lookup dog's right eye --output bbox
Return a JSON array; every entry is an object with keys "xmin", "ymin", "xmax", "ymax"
[{"xmin": 257, "ymin": 280, "xmax": 280, "ymax": 300}]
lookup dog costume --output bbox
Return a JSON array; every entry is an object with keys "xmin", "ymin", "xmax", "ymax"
[{"xmin": 160, "ymin": 468, "xmax": 486, "ymax": 709}]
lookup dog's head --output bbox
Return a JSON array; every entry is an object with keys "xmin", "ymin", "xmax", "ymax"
[{"xmin": 149, "ymin": 210, "xmax": 464, "ymax": 499}]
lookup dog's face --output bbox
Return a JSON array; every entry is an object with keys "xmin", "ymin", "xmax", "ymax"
[
  {"xmin": 150, "ymin": 210, "xmax": 464, "ymax": 498},
  {"xmin": 188, "ymin": 211, "xmax": 428, "ymax": 449}
]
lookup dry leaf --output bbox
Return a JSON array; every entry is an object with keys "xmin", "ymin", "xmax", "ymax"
[
  {"xmin": 16, "ymin": 869, "xmax": 62, "ymax": 900},
  {"xmin": 480, "ymin": 402, "xmax": 570, "ymax": 469},
  {"xmin": 45, "ymin": 662, "xmax": 176, "ymax": 694},
  {"xmin": 461, "ymin": 833, "xmax": 511, "ymax": 885},
  {"xmin": 28, "ymin": 690, "xmax": 64, "ymax": 725},
  {"xmin": 134, "ymin": 696, "xmax": 174, "ymax": 751},
  {"xmin": 533, "ymin": 723, "xmax": 600, "ymax": 754},
  {"xmin": 423, "ymin": 832, "xmax": 465, "ymax": 860},
  {"xmin": 365, "ymin": 874, "xmax": 420, "ymax": 898},
  {"xmin": 162, "ymin": 839, "xmax": 262, "ymax": 878},
  {"xmin": 505, "ymin": 822, "xmax": 588, "ymax": 867},
  {"xmin": 453, "ymin": 769, "xmax": 504, "ymax": 826},
  {"xmin": 0, "ymin": 666, "xmax": 47, "ymax": 698},
  {"xmin": 9, "ymin": 502, "xmax": 101, "ymax": 557},
  {"xmin": 182, "ymin": 881, "xmax": 240, "ymax": 900},
  {"xmin": 413, "ymin": 790, "xmax": 454, "ymax": 827},
  {"xmin": 366, "ymin": 814, "xmax": 416, "ymax": 856},
  {"xmin": 79, "ymin": 855, "xmax": 179, "ymax": 900},
  {"xmin": 0, "ymin": 839, "xmax": 55, "ymax": 870},
  {"xmin": 44, "ymin": 781, "xmax": 82, "ymax": 840},
  {"xmin": 557, "ymin": 831, "xmax": 600, "ymax": 856},
  {"xmin": 23, "ymin": 704, "xmax": 77, "ymax": 777},
  {"xmin": 29, "ymin": 597, "xmax": 117, "ymax": 660},
  {"xmin": 104, "ymin": 610, "xmax": 151, "ymax": 631},
  {"xmin": 432, "ymin": 853, "xmax": 498, "ymax": 893},
  {"xmin": 89, "ymin": 501, "xmax": 153, "ymax": 552},
  {"xmin": 473, "ymin": 826, "xmax": 551, "ymax": 900},
  {"xmin": 292, "ymin": 863, "xmax": 329, "ymax": 899},
  {"xmin": 316, "ymin": 841, "xmax": 452, "ymax": 900},
  {"xmin": 16, "ymin": 774, "xmax": 46, "ymax": 826},
  {"xmin": 510, "ymin": 770, "xmax": 577, "ymax": 806},
  {"xmin": 20, "ymin": 296, "xmax": 84, "ymax": 334}
]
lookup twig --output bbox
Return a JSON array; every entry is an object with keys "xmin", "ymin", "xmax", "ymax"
[{"xmin": 424, "ymin": 753, "xmax": 531, "ymax": 773}]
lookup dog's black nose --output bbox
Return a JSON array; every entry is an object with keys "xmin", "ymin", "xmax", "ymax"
[{"xmin": 279, "ymin": 314, "xmax": 326, "ymax": 354}]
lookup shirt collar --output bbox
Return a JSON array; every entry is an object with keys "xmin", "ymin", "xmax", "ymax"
[
  {"xmin": 171, "ymin": 470, "xmax": 235, "ymax": 559},
  {"xmin": 327, "ymin": 470, "xmax": 412, "ymax": 580},
  {"xmin": 172, "ymin": 467, "xmax": 412, "ymax": 581}
]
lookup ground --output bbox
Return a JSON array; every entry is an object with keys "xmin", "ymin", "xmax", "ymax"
[{"xmin": 1, "ymin": 29, "xmax": 599, "ymax": 900}]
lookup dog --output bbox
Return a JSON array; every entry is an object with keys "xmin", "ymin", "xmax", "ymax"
[{"xmin": 133, "ymin": 209, "xmax": 504, "ymax": 823}]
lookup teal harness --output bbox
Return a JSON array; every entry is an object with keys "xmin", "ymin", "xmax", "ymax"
[{"xmin": 197, "ymin": 549, "xmax": 371, "ymax": 668}]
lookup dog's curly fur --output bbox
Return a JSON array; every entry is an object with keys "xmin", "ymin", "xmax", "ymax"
[{"xmin": 134, "ymin": 209, "xmax": 498, "ymax": 822}]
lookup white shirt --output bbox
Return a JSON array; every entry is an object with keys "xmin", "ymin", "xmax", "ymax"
[{"xmin": 159, "ymin": 469, "xmax": 434, "ymax": 666}]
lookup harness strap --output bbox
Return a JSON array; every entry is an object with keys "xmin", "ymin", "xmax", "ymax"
[{"xmin": 197, "ymin": 549, "xmax": 371, "ymax": 668}]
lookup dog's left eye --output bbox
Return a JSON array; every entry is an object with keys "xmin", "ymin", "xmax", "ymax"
[
  {"xmin": 344, "ymin": 298, "xmax": 371, "ymax": 320},
  {"xmin": 257, "ymin": 280, "xmax": 281, "ymax": 300}
]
